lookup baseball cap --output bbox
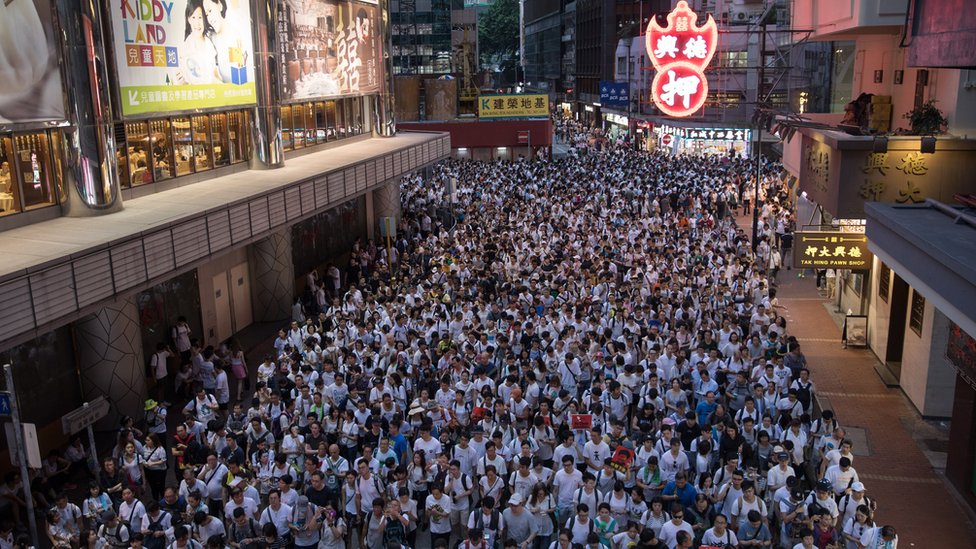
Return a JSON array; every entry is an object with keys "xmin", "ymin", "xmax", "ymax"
[{"xmin": 851, "ymin": 482, "xmax": 865, "ymax": 492}]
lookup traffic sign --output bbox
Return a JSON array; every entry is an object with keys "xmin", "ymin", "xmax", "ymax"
[
  {"xmin": 0, "ymin": 392, "xmax": 10, "ymax": 416},
  {"xmin": 662, "ymin": 134, "xmax": 673, "ymax": 146},
  {"xmin": 62, "ymin": 396, "xmax": 111, "ymax": 435}
]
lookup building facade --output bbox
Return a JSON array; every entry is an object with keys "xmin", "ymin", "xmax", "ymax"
[{"xmin": 0, "ymin": 0, "xmax": 448, "ymax": 452}]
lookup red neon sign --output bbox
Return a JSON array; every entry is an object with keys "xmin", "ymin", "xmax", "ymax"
[{"xmin": 645, "ymin": 1, "xmax": 718, "ymax": 118}]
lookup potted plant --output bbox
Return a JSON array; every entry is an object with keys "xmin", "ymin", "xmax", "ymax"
[{"xmin": 903, "ymin": 99, "xmax": 948, "ymax": 135}]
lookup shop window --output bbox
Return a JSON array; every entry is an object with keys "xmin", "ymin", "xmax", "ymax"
[
  {"xmin": 126, "ymin": 121, "xmax": 153, "ymax": 186},
  {"xmin": 336, "ymin": 99, "xmax": 347, "ymax": 139},
  {"xmin": 304, "ymin": 103, "xmax": 317, "ymax": 147},
  {"xmin": 292, "ymin": 104, "xmax": 306, "ymax": 149},
  {"xmin": 15, "ymin": 133, "xmax": 55, "ymax": 209},
  {"xmin": 211, "ymin": 113, "xmax": 230, "ymax": 168},
  {"xmin": 227, "ymin": 111, "xmax": 248, "ymax": 164},
  {"xmin": 281, "ymin": 105, "xmax": 294, "ymax": 150},
  {"xmin": 191, "ymin": 115, "xmax": 212, "ymax": 172},
  {"xmin": 150, "ymin": 119, "xmax": 175, "ymax": 181},
  {"xmin": 314, "ymin": 102, "xmax": 327, "ymax": 144},
  {"xmin": 878, "ymin": 263, "xmax": 890, "ymax": 303},
  {"xmin": 909, "ymin": 289, "xmax": 925, "ymax": 336},
  {"xmin": 172, "ymin": 117, "xmax": 193, "ymax": 176},
  {"xmin": 1, "ymin": 136, "xmax": 21, "ymax": 216},
  {"xmin": 325, "ymin": 101, "xmax": 337, "ymax": 141}
]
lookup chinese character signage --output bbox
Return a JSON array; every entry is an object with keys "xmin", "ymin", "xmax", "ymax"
[
  {"xmin": 478, "ymin": 94, "xmax": 549, "ymax": 119},
  {"xmin": 645, "ymin": 0, "xmax": 717, "ymax": 118},
  {"xmin": 108, "ymin": 0, "xmax": 258, "ymax": 116},
  {"xmin": 278, "ymin": 0, "xmax": 381, "ymax": 101},
  {"xmin": 0, "ymin": 0, "xmax": 66, "ymax": 124},
  {"xmin": 654, "ymin": 124, "xmax": 750, "ymax": 141},
  {"xmin": 793, "ymin": 232, "xmax": 873, "ymax": 271},
  {"xmin": 599, "ymin": 81, "xmax": 630, "ymax": 107},
  {"xmin": 946, "ymin": 321, "xmax": 976, "ymax": 391}
]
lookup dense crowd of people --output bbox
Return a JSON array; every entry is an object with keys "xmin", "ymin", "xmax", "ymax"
[{"xmin": 1, "ymin": 122, "xmax": 899, "ymax": 549}]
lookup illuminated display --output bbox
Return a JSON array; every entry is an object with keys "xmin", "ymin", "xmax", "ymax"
[
  {"xmin": 645, "ymin": 1, "xmax": 717, "ymax": 118},
  {"xmin": 792, "ymin": 232, "xmax": 873, "ymax": 271}
]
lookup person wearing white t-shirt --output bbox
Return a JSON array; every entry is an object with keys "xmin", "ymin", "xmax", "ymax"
[
  {"xmin": 563, "ymin": 504, "xmax": 596, "ymax": 545},
  {"xmin": 658, "ymin": 503, "xmax": 693, "ymax": 549},
  {"xmin": 413, "ymin": 426, "xmax": 443, "ymax": 457},
  {"xmin": 426, "ymin": 484, "xmax": 454, "ymax": 546},
  {"xmin": 552, "ymin": 456, "xmax": 584, "ymax": 520},
  {"xmin": 859, "ymin": 524, "xmax": 897, "ymax": 548},
  {"xmin": 582, "ymin": 429, "xmax": 611, "ymax": 475},
  {"xmin": 701, "ymin": 514, "xmax": 739, "ymax": 547}
]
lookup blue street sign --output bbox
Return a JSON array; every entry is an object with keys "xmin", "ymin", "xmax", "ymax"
[
  {"xmin": 599, "ymin": 81, "xmax": 630, "ymax": 107},
  {"xmin": 0, "ymin": 392, "xmax": 10, "ymax": 416}
]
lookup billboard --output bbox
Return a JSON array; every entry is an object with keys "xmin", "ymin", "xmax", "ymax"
[
  {"xmin": 599, "ymin": 81, "xmax": 629, "ymax": 107},
  {"xmin": 645, "ymin": 0, "xmax": 718, "ymax": 118},
  {"xmin": 0, "ymin": 0, "xmax": 66, "ymax": 124},
  {"xmin": 478, "ymin": 94, "xmax": 549, "ymax": 119},
  {"xmin": 426, "ymin": 79, "xmax": 457, "ymax": 121},
  {"xmin": 278, "ymin": 0, "xmax": 380, "ymax": 101},
  {"xmin": 108, "ymin": 0, "xmax": 258, "ymax": 117}
]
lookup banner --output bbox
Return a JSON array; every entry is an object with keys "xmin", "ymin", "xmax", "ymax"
[
  {"xmin": 610, "ymin": 446, "xmax": 635, "ymax": 474},
  {"xmin": 478, "ymin": 94, "xmax": 549, "ymax": 119},
  {"xmin": 278, "ymin": 0, "xmax": 381, "ymax": 101},
  {"xmin": 793, "ymin": 231, "xmax": 873, "ymax": 270},
  {"xmin": 599, "ymin": 81, "xmax": 629, "ymax": 107},
  {"xmin": 570, "ymin": 414, "xmax": 592, "ymax": 430},
  {"xmin": 108, "ymin": 0, "xmax": 258, "ymax": 117},
  {"xmin": 0, "ymin": 0, "xmax": 66, "ymax": 124}
]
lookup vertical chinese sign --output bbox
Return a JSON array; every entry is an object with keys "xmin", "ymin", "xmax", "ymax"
[{"xmin": 645, "ymin": 0, "xmax": 718, "ymax": 118}]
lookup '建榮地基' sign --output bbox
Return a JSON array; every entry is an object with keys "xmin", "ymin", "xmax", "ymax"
[
  {"xmin": 792, "ymin": 232, "xmax": 873, "ymax": 271},
  {"xmin": 478, "ymin": 94, "xmax": 549, "ymax": 119},
  {"xmin": 645, "ymin": 0, "xmax": 717, "ymax": 118}
]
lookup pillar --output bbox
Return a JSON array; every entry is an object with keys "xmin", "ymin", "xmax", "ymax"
[
  {"xmin": 250, "ymin": 0, "xmax": 285, "ymax": 169},
  {"xmin": 73, "ymin": 296, "xmax": 146, "ymax": 427},
  {"xmin": 373, "ymin": 0, "xmax": 396, "ymax": 137},
  {"xmin": 54, "ymin": 0, "xmax": 123, "ymax": 216},
  {"xmin": 248, "ymin": 229, "xmax": 295, "ymax": 322},
  {"xmin": 372, "ymin": 180, "xmax": 401, "ymax": 236}
]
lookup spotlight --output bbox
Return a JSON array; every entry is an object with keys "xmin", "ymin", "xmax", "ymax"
[
  {"xmin": 920, "ymin": 136, "xmax": 936, "ymax": 154},
  {"xmin": 873, "ymin": 136, "xmax": 888, "ymax": 153}
]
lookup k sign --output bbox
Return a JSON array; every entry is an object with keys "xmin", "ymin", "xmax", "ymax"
[{"xmin": 646, "ymin": 1, "xmax": 718, "ymax": 117}]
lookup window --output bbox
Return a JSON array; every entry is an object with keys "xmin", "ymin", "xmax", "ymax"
[
  {"xmin": 226, "ymin": 111, "xmax": 248, "ymax": 164},
  {"xmin": 336, "ymin": 99, "xmax": 347, "ymax": 139},
  {"xmin": 304, "ymin": 103, "xmax": 317, "ymax": 146},
  {"xmin": 292, "ymin": 104, "xmax": 306, "ymax": 149},
  {"xmin": 172, "ymin": 117, "xmax": 193, "ymax": 176},
  {"xmin": 325, "ymin": 101, "xmax": 337, "ymax": 141},
  {"xmin": 0, "ymin": 136, "xmax": 20, "ymax": 216},
  {"xmin": 909, "ymin": 289, "xmax": 925, "ymax": 336},
  {"xmin": 211, "ymin": 113, "xmax": 230, "ymax": 168},
  {"xmin": 191, "ymin": 115, "xmax": 211, "ymax": 172},
  {"xmin": 281, "ymin": 105, "xmax": 295, "ymax": 150},
  {"xmin": 150, "ymin": 119, "xmax": 175, "ymax": 181},
  {"xmin": 125, "ymin": 121, "xmax": 152, "ymax": 187},
  {"xmin": 878, "ymin": 263, "xmax": 890, "ymax": 303},
  {"xmin": 14, "ymin": 132, "xmax": 55, "ymax": 209}
]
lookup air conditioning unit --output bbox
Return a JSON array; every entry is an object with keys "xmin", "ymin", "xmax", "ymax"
[{"xmin": 729, "ymin": 7, "xmax": 756, "ymax": 24}]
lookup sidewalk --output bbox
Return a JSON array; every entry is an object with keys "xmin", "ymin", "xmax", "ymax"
[{"xmin": 761, "ymin": 235, "xmax": 976, "ymax": 545}]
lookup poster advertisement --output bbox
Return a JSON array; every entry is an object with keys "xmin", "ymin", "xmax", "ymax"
[
  {"xmin": 278, "ymin": 0, "xmax": 380, "ymax": 100},
  {"xmin": 0, "ymin": 0, "xmax": 66, "ymax": 124},
  {"xmin": 425, "ymin": 79, "xmax": 457, "ymax": 121},
  {"xmin": 108, "ymin": 0, "xmax": 258, "ymax": 117}
]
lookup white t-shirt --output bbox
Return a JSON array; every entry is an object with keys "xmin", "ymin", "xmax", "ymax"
[
  {"xmin": 426, "ymin": 493, "xmax": 453, "ymax": 534},
  {"xmin": 702, "ymin": 527, "xmax": 738, "ymax": 546},
  {"xmin": 553, "ymin": 468, "xmax": 583, "ymax": 506},
  {"xmin": 658, "ymin": 519, "xmax": 694, "ymax": 549}
]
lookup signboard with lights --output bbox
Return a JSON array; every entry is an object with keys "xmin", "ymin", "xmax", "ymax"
[
  {"xmin": 645, "ymin": 0, "xmax": 718, "ymax": 118},
  {"xmin": 792, "ymin": 232, "xmax": 873, "ymax": 271}
]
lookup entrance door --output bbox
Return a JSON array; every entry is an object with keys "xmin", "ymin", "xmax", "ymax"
[
  {"xmin": 885, "ymin": 274, "xmax": 910, "ymax": 381},
  {"xmin": 230, "ymin": 263, "xmax": 252, "ymax": 333},
  {"xmin": 212, "ymin": 273, "xmax": 233, "ymax": 344}
]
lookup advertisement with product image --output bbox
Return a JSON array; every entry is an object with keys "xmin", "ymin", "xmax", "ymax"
[
  {"xmin": 108, "ymin": 0, "xmax": 257, "ymax": 117},
  {"xmin": 278, "ymin": 0, "xmax": 380, "ymax": 100},
  {"xmin": 0, "ymin": 0, "xmax": 66, "ymax": 124}
]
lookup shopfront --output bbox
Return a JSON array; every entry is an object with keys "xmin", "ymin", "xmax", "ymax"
[
  {"xmin": 652, "ymin": 123, "xmax": 752, "ymax": 156},
  {"xmin": 603, "ymin": 113, "xmax": 630, "ymax": 140}
]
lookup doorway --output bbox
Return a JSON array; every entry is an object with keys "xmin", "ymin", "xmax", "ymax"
[
  {"xmin": 212, "ymin": 273, "xmax": 233, "ymax": 344},
  {"xmin": 230, "ymin": 263, "xmax": 252, "ymax": 334},
  {"xmin": 885, "ymin": 273, "xmax": 910, "ymax": 382}
]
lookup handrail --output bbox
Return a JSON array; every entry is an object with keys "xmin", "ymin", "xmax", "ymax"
[{"xmin": 923, "ymin": 198, "xmax": 976, "ymax": 230}]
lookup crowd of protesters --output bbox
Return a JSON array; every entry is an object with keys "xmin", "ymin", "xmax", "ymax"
[{"xmin": 0, "ymin": 122, "xmax": 898, "ymax": 549}]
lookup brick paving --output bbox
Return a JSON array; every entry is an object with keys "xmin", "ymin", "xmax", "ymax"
[{"xmin": 772, "ymin": 257, "xmax": 976, "ymax": 545}]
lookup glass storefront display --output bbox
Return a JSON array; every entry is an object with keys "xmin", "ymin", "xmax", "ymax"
[
  {"xmin": 14, "ymin": 133, "xmax": 56, "ymax": 209},
  {"xmin": 292, "ymin": 104, "xmax": 306, "ymax": 149},
  {"xmin": 325, "ymin": 101, "xmax": 337, "ymax": 140},
  {"xmin": 150, "ymin": 119, "xmax": 175, "ymax": 181},
  {"xmin": 0, "ymin": 136, "xmax": 20, "ymax": 216},
  {"xmin": 280, "ymin": 97, "xmax": 373, "ymax": 151},
  {"xmin": 211, "ymin": 113, "xmax": 230, "ymax": 168},
  {"xmin": 191, "ymin": 115, "xmax": 212, "ymax": 172},
  {"xmin": 125, "ymin": 121, "xmax": 152, "ymax": 186},
  {"xmin": 227, "ymin": 111, "xmax": 248, "ymax": 164},
  {"xmin": 172, "ymin": 117, "xmax": 194, "ymax": 177}
]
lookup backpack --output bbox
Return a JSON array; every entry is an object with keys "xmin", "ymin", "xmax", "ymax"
[
  {"xmin": 795, "ymin": 382, "xmax": 812, "ymax": 412},
  {"xmin": 144, "ymin": 512, "xmax": 170, "ymax": 549},
  {"xmin": 474, "ymin": 509, "xmax": 500, "ymax": 532},
  {"xmin": 567, "ymin": 516, "xmax": 596, "ymax": 537},
  {"xmin": 100, "ymin": 524, "xmax": 130, "ymax": 549}
]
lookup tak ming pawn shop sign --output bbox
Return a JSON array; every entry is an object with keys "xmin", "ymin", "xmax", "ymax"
[
  {"xmin": 645, "ymin": 1, "xmax": 718, "ymax": 118},
  {"xmin": 793, "ymin": 232, "xmax": 873, "ymax": 271}
]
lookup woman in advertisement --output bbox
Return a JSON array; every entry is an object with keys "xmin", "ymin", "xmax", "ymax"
[
  {"xmin": 203, "ymin": 0, "xmax": 250, "ymax": 84},
  {"xmin": 175, "ymin": 0, "xmax": 221, "ymax": 85}
]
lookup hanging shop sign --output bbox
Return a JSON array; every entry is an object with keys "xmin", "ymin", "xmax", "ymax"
[
  {"xmin": 0, "ymin": 0, "xmax": 66, "ymax": 124},
  {"xmin": 654, "ymin": 124, "xmax": 751, "ymax": 142},
  {"xmin": 278, "ymin": 0, "xmax": 381, "ymax": 101},
  {"xmin": 793, "ymin": 231, "xmax": 873, "ymax": 270},
  {"xmin": 599, "ymin": 81, "xmax": 630, "ymax": 107},
  {"xmin": 108, "ymin": 0, "xmax": 258, "ymax": 116},
  {"xmin": 645, "ymin": 0, "xmax": 718, "ymax": 118},
  {"xmin": 478, "ymin": 94, "xmax": 549, "ymax": 119}
]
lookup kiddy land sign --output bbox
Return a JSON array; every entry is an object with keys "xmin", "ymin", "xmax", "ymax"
[{"xmin": 645, "ymin": 1, "xmax": 718, "ymax": 118}]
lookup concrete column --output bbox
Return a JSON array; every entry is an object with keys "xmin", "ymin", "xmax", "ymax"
[
  {"xmin": 249, "ymin": 0, "xmax": 285, "ymax": 169},
  {"xmin": 248, "ymin": 229, "xmax": 295, "ymax": 322},
  {"xmin": 372, "ymin": 0, "xmax": 396, "ymax": 137},
  {"xmin": 55, "ymin": 0, "xmax": 122, "ymax": 216},
  {"xmin": 73, "ymin": 296, "xmax": 146, "ymax": 427},
  {"xmin": 372, "ymin": 180, "xmax": 401, "ymax": 236}
]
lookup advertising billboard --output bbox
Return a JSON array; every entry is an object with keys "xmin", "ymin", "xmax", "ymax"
[
  {"xmin": 0, "ymin": 0, "xmax": 66, "ymax": 124},
  {"xmin": 478, "ymin": 94, "xmax": 549, "ymax": 119},
  {"xmin": 108, "ymin": 0, "xmax": 258, "ymax": 117},
  {"xmin": 792, "ymin": 232, "xmax": 873, "ymax": 271},
  {"xmin": 278, "ymin": 0, "xmax": 380, "ymax": 101},
  {"xmin": 599, "ymin": 81, "xmax": 629, "ymax": 108}
]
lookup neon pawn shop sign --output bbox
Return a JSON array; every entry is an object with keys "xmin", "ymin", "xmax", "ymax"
[{"xmin": 645, "ymin": 0, "xmax": 718, "ymax": 118}]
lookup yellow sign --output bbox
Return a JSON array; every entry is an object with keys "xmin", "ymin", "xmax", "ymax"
[
  {"xmin": 478, "ymin": 94, "xmax": 549, "ymax": 118},
  {"xmin": 793, "ymin": 232, "xmax": 873, "ymax": 270}
]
